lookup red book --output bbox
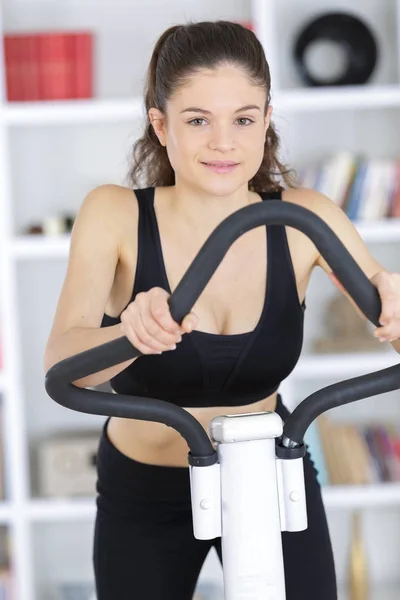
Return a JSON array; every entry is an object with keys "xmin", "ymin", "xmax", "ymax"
[
  {"xmin": 73, "ymin": 32, "xmax": 93, "ymax": 98},
  {"xmin": 37, "ymin": 32, "xmax": 74, "ymax": 100},
  {"xmin": 3, "ymin": 35, "xmax": 22, "ymax": 101},
  {"xmin": 4, "ymin": 34, "xmax": 40, "ymax": 101},
  {"xmin": 19, "ymin": 35, "xmax": 41, "ymax": 100}
]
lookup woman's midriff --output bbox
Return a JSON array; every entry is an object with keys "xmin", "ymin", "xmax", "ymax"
[{"xmin": 106, "ymin": 391, "xmax": 278, "ymax": 467}]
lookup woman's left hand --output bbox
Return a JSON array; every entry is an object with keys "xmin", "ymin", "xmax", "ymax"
[{"xmin": 370, "ymin": 271, "xmax": 400, "ymax": 343}]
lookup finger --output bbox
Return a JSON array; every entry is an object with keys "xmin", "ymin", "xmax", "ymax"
[
  {"xmin": 376, "ymin": 275, "xmax": 398, "ymax": 325},
  {"xmin": 379, "ymin": 301, "xmax": 398, "ymax": 326},
  {"xmin": 374, "ymin": 324, "xmax": 400, "ymax": 341},
  {"xmin": 181, "ymin": 312, "xmax": 199, "ymax": 334},
  {"xmin": 136, "ymin": 308, "xmax": 179, "ymax": 350},
  {"xmin": 120, "ymin": 322, "xmax": 163, "ymax": 355},
  {"xmin": 149, "ymin": 293, "xmax": 183, "ymax": 334},
  {"xmin": 374, "ymin": 328, "xmax": 390, "ymax": 342}
]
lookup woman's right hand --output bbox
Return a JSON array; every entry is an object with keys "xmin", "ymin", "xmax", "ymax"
[{"xmin": 120, "ymin": 287, "xmax": 198, "ymax": 355}]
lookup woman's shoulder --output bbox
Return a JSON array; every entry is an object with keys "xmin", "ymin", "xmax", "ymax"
[
  {"xmin": 79, "ymin": 183, "xmax": 141, "ymax": 226},
  {"xmin": 282, "ymin": 186, "xmax": 339, "ymax": 219},
  {"xmin": 281, "ymin": 185, "xmax": 379, "ymax": 275},
  {"xmin": 72, "ymin": 184, "xmax": 144, "ymax": 260},
  {"xmin": 82, "ymin": 182, "xmax": 139, "ymax": 205},
  {"xmin": 283, "ymin": 186, "xmax": 322, "ymax": 205},
  {"xmin": 280, "ymin": 186, "xmax": 338, "ymax": 266}
]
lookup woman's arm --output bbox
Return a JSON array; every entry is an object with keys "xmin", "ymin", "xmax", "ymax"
[
  {"xmin": 293, "ymin": 188, "xmax": 400, "ymax": 353},
  {"xmin": 44, "ymin": 184, "xmax": 139, "ymax": 387}
]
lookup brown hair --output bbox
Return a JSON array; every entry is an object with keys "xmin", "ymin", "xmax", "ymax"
[{"xmin": 127, "ymin": 20, "xmax": 297, "ymax": 192}]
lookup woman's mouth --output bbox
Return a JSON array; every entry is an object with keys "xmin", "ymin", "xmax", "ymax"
[{"xmin": 201, "ymin": 161, "xmax": 239, "ymax": 174}]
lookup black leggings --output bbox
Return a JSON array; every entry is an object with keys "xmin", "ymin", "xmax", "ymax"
[{"xmin": 93, "ymin": 395, "xmax": 337, "ymax": 599}]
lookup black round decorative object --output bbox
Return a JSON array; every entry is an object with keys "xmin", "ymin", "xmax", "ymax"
[{"xmin": 293, "ymin": 12, "xmax": 378, "ymax": 87}]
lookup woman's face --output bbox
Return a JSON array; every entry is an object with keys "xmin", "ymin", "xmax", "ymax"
[{"xmin": 149, "ymin": 64, "xmax": 272, "ymax": 196}]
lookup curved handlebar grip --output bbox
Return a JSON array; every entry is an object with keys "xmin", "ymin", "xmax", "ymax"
[
  {"xmin": 167, "ymin": 201, "xmax": 381, "ymax": 326},
  {"xmin": 282, "ymin": 363, "xmax": 400, "ymax": 445},
  {"xmin": 45, "ymin": 201, "xmax": 390, "ymax": 457}
]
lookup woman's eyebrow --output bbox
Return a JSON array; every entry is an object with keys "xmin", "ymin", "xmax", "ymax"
[{"xmin": 180, "ymin": 105, "xmax": 261, "ymax": 114}]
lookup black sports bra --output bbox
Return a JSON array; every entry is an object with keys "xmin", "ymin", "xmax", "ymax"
[{"xmin": 101, "ymin": 187, "xmax": 305, "ymax": 408}]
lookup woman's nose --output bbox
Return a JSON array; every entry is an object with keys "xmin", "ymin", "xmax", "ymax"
[{"xmin": 207, "ymin": 124, "xmax": 235, "ymax": 152}]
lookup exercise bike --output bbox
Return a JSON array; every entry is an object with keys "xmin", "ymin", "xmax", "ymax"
[{"xmin": 45, "ymin": 201, "xmax": 400, "ymax": 600}]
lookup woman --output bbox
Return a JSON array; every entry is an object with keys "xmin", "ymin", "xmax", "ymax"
[{"xmin": 44, "ymin": 20, "xmax": 400, "ymax": 600}]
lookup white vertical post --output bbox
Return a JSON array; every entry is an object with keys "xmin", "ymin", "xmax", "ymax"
[
  {"xmin": 395, "ymin": 0, "xmax": 400, "ymax": 83},
  {"xmin": 210, "ymin": 412, "xmax": 286, "ymax": 600},
  {"xmin": 251, "ymin": 0, "xmax": 281, "ymax": 91},
  {"xmin": 0, "ymin": 8, "xmax": 34, "ymax": 600}
]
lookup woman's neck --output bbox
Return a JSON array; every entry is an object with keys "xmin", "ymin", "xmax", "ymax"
[{"xmin": 167, "ymin": 182, "xmax": 258, "ymax": 235}]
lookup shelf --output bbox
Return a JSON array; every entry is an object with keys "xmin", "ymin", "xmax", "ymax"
[
  {"xmin": 293, "ymin": 350, "xmax": 397, "ymax": 378},
  {"xmin": 27, "ymin": 498, "xmax": 96, "ymax": 521},
  {"xmin": 0, "ymin": 503, "xmax": 13, "ymax": 524},
  {"xmin": 9, "ymin": 218, "xmax": 400, "ymax": 260},
  {"xmin": 11, "ymin": 234, "xmax": 70, "ymax": 259},
  {"xmin": 2, "ymin": 84, "xmax": 400, "ymax": 127},
  {"xmin": 322, "ymin": 483, "xmax": 400, "ymax": 509},
  {"xmin": 1, "ymin": 97, "xmax": 143, "ymax": 126},
  {"xmin": 275, "ymin": 83, "xmax": 400, "ymax": 112},
  {"xmin": 356, "ymin": 218, "xmax": 400, "ymax": 242},
  {"xmin": 23, "ymin": 483, "xmax": 400, "ymax": 522}
]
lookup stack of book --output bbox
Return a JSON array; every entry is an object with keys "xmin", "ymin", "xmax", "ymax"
[
  {"xmin": 3, "ymin": 31, "xmax": 93, "ymax": 101},
  {"xmin": 297, "ymin": 151, "xmax": 400, "ymax": 221},
  {"xmin": 305, "ymin": 415, "xmax": 400, "ymax": 486}
]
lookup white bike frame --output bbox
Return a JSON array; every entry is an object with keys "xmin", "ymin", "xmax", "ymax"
[{"xmin": 189, "ymin": 411, "xmax": 308, "ymax": 600}]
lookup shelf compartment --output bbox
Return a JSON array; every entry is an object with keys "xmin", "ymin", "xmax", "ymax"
[
  {"xmin": 25, "ymin": 482, "xmax": 400, "ymax": 522},
  {"xmin": 294, "ymin": 351, "xmax": 397, "ymax": 378},
  {"xmin": 4, "ymin": 85, "xmax": 400, "ymax": 126},
  {"xmin": 3, "ymin": 97, "xmax": 143, "ymax": 126},
  {"xmin": 10, "ymin": 218, "xmax": 400, "ymax": 259},
  {"xmin": 323, "ymin": 483, "xmax": 400, "ymax": 509},
  {"xmin": 28, "ymin": 498, "xmax": 96, "ymax": 521},
  {"xmin": 276, "ymin": 84, "xmax": 400, "ymax": 112}
]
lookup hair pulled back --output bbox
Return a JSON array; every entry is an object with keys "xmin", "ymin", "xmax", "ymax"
[{"xmin": 128, "ymin": 20, "xmax": 296, "ymax": 192}]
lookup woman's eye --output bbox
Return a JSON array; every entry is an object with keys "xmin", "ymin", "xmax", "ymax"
[
  {"xmin": 187, "ymin": 117, "xmax": 254, "ymax": 126},
  {"xmin": 237, "ymin": 117, "xmax": 254, "ymax": 126},
  {"xmin": 188, "ymin": 118, "xmax": 207, "ymax": 126},
  {"xmin": 188, "ymin": 117, "xmax": 254, "ymax": 127}
]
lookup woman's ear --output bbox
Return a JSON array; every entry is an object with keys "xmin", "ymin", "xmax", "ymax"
[
  {"xmin": 148, "ymin": 108, "xmax": 167, "ymax": 146},
  {"xmin": 264, "ymin": 105, "xmax": 273, "ymax": 136}
]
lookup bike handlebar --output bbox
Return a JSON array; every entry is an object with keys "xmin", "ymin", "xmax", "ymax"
[{"xmin": 45, "ymin": 201, "xmax": 400, "ymax": 461}]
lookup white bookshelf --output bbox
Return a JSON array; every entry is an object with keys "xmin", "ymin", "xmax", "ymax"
[
  {"xmin": 277, "ymin": 83, "xmax": 400, "ymax": 111},
  {"xmin": 27, "ymin": 499, "xmax": 97, "ymax": 522},
  {"xmin": 322, "ymin": 483, "xmax": 400, "ymax": 509},
  {"xmin": 5, "ymin": 84, "xmax": 400, "ymax": 129},
  {"xmin": 22, "ymin": 482, "xmax": 400, "ymax": 521},
  {"xmin": 4, "ymin": 97, "xmax": 144, "ymax": 126},
  {"xmin": 10, "ymin": 234, "xmax": 71, "ymax": 259},
  {"xmin": 0, "ymin": 0, "xmax": 400, "ymax": 597},
  {"xmin": 10, "ymin": 217, "xmax": 400, "ymax": 260},
  {"xmin": 0, "ymin": 481, "xmax": 397, "ymax": 528},
  {"xmin": 294, "ymin": 351, "xmax": 398, "ymax": 378}
]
